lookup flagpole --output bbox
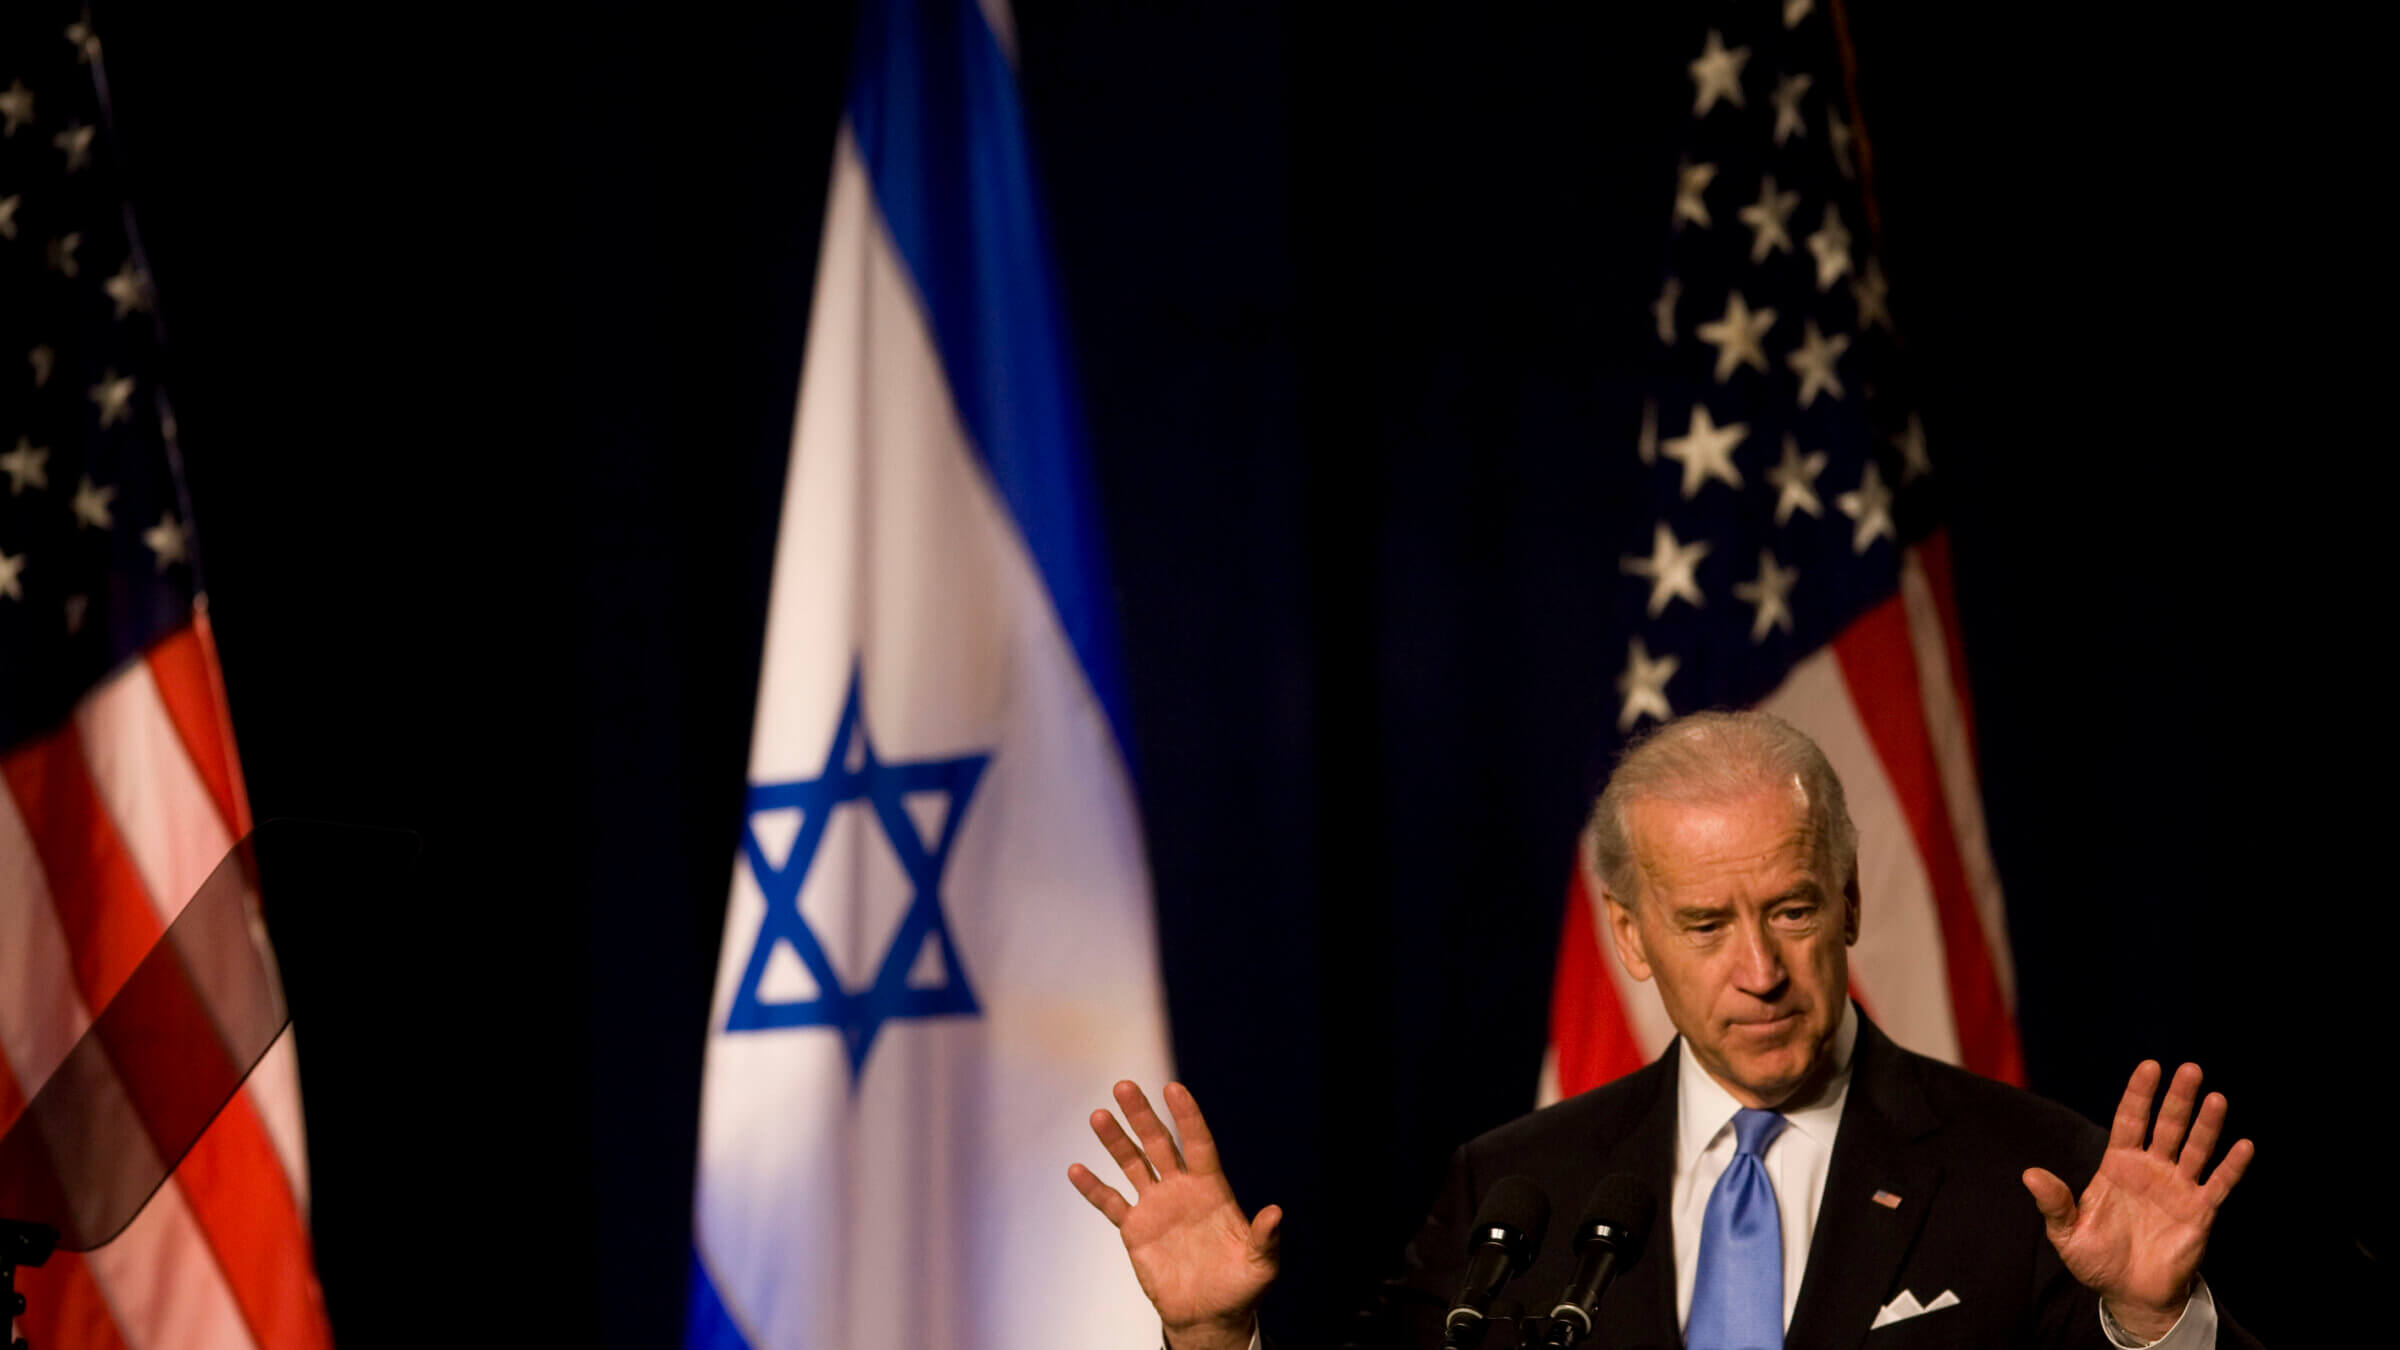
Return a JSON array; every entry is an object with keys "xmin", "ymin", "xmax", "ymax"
[{"xmin": 2, "ymin": 1220, "xmax": 57, "ymax": 1350}]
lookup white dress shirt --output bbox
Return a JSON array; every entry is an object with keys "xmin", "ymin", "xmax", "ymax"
[{"xmin": 1671, "ymin": 1001, "xmax": 1860, "ymax": 1332}]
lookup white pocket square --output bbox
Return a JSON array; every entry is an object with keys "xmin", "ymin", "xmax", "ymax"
[{"xmin": 1870, "ymin": 1289, "xmax": 1960, "ymax": 1329}]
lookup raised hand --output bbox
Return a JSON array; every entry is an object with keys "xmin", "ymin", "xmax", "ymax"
[
  {"xmin": 2022, "ymin": 1061, "xmax": 2254, "ymax": 1342},
  {"xmin": 1069, "ymin": 1081, "xmax": 1282, "ymax": 1350}
]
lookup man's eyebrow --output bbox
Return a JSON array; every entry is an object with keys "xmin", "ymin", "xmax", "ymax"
[
  {"xmin": 1672, "ymin": 903, "xmax": 1732, "ymax": 923},
  {"xmin": 1771, "ymin": 882, "xmax": 1823, "ymax": 904}
]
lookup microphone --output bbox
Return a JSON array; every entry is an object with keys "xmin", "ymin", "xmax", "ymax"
[
  {"xmin": 1537, "ymin": 1173, "xmax": 1657, "ymax": 1348},
  {"xmin": 1442, "ymin": 1175, "xmax": 1550, "ymax": 1350}
]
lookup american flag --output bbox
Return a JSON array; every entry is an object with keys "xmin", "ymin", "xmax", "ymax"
[
  {"xmin": 1539, "ymin": 1, "xmax": 2022, "ymax": 1102},
  {"xmin": 2, "ymin": 7, "xmax": 333, "ymax": 1349}
]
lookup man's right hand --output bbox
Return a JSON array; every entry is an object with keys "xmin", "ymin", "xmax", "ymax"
[{"xmin": 1069, "ymin": 1080, "xmax": 1281, "ymax": 1350}]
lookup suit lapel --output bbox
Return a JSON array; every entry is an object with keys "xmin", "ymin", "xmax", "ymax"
[
  {"xmin": 1787, "ymin": 1018, "xmax": 1942, "ymax": 1350},
  {"xmin": 1594, "ymin": 1042, "xmax": 1687, "ymax": 1350}
]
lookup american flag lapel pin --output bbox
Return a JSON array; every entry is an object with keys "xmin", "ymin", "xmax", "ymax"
[{"xmin": 1872, "ymin": 1189, "xmax": 1903, "ymax": 1209}]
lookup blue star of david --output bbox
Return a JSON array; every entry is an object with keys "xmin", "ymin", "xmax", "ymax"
[{"xmin": 725, "ymin": 665, "xmax": 988, "ymax": 1080}]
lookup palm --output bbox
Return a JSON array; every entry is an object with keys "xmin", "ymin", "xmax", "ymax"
[
  {"xmin": 1116, "ymin": 1165, "xmax": 1277, "ymax": 1327},
  {"xmin": 2049, "ymin": 1146, "xmax": 2216, "ymax": 1306},
  {"xmin": 1070, "ymin": 1081, "xmax": 1282, "ymax": 1350},
  {"xmin": 2024, "ymin": 1062, "xmax": 2252, "ymax": 1338}
]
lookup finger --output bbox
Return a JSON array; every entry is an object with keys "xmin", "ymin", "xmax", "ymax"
[
  {"xmin": 1068, "ymin": 1162, "xmax": 1133, "ymax": 1227},
  {"xmin": 1165, "ymin": 1082, "xmax": 1223, "ymax": 1175},
  {"xmin": 2202, "ymin": 1137, "xmax": 2255, "ymax": 1207},
  {"xmin": 1092, "ymin": 1107, "xmax": 1158, "ymax": 1192},
  {"xmin": 2108, "ymin": 1061, "xmax": 2161, "ymax": 1152},
  {"xmin": 2148, "ymin": 1063, "xmax": 2204, "ymax": 1161},
  {"xmin": 1249, "ymin": 1203, "xmax": 1285, "ymax": 1261},
  {"xmin": 2178, "ymin": 1092, "xmax": 2228, "ymax": 1181},
  {"xmin": 1117, "ymin": 1080, "xmax": 1188, "ymax": 1176},
  {"xmin": 2021, "ymin": 1167, "xmax": 2077, "ymax": 1241}
]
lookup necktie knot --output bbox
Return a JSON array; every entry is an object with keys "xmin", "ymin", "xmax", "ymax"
[{"xmin": 1732, "ymin": 1108, "xmax": 1785, "ymax": 1158}]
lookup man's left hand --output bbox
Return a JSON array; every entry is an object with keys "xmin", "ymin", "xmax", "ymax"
[{"xmin": 2022, "ymin": 1061, "xmax": 2254, "ymax": 1342}]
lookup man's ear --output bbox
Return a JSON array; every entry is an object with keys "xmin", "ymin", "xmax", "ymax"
[
  {"xmin": 1841, "ymin": 872, "xmax": 1861, "ymax": 946},
  {"xmin": 1604, "ymin": 889, "xmax": 1654, "ymax": 982}
]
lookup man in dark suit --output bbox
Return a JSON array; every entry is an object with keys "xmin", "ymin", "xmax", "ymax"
[{"xmin": 1068, "ymin": 711, "xmax": 2253, "ymax": 1350}]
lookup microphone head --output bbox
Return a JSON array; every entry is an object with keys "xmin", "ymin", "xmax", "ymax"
[
  {"xmin": 1574, "ymin": 1172, "xmax": 1657, "ymax": 1259},
  {"xmin": 1468, "ymin": 1175, "xmax": 1552, "ymax": 1271}
]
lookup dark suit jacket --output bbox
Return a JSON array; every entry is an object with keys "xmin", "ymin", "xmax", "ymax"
[{"xmin": 1340, "ymin": 1015, "xmax": 2250, "ymax": 1350}]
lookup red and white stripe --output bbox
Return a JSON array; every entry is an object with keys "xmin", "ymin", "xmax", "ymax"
[
  {"xmin": 2, "ymin": 613, "xmax": 333, "ymax": 1350},
  {"xmin": 1540, "ymin": 534, "xmax": 2023, "ymax": 1104}
]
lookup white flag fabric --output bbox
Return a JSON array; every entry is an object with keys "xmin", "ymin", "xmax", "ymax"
[{"xmin": 685, "ymin": 2, "xmax": 1172, "ymax": 1348}]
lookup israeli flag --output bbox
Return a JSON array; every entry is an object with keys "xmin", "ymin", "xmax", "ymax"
[{"xmin": 686, "ymin": 2, "xmax": 1172, "ymax": 1347}]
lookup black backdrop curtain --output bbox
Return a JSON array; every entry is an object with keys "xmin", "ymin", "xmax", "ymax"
[{"xmin": 79, "ymin": 1, "xmax": 2370, "ymax": 1345}]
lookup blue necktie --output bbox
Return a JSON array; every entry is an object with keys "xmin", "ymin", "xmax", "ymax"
[{"xmin": 1687, "ymin": 1108, "xmax": 1787, "ymax": 1350}]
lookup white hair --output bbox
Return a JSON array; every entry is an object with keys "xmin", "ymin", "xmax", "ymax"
[{"xmin": 1584, "ymin": 709, "xmax": 1859, "ymax": 907}]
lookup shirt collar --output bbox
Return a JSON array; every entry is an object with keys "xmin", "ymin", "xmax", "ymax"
[{"xmin": 1675, "ymin": 1001, "xmax": 1859, "ymax": 1165}]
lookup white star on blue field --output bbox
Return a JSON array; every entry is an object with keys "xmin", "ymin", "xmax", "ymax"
[{"xmin": 726, "ymin": 665, "xmax": 988, "ymax": 1080}]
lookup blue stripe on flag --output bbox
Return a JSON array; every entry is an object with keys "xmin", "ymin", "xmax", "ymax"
[
  {"xmin": 684, "ymin": 1248, "xmax": 757, "ymax": 1350},
  {"xmin": 845, "ymin": 0, "xmax": 1135, "ymax": 758}
]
